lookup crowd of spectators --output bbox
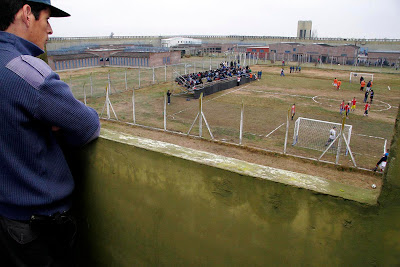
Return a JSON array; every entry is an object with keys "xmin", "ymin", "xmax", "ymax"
[{"xmin": 176, "ymin": 61, "xmax": 254, "ymax": 90}]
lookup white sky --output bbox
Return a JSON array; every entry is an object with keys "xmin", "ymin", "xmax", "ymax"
[{"xmin": 50, "ymin": 0, "xmax": 400, "ymax": 39}]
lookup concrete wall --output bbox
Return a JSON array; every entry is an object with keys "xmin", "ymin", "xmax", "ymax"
[
  {"xmin": 47, "ymin": 36, "xmax": 400, "ymax": 53},
  {"xmin": 70, "ymin": 108, "xmax": 400, "ymax": 266}
]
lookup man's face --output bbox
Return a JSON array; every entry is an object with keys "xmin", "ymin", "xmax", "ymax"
[{"xmin": 27, "ymin": 8, "xmax": 53, "ymax": 50}]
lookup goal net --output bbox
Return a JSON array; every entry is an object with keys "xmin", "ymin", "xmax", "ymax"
[
  {"xmin": 292, "ymin": 117, "xmax": 352, "ymax": 154},
  {"xmin": 349, "ymin": 72, "xmax": 374, "ymax": 83}
]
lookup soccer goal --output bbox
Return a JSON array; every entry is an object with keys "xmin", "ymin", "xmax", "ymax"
[
  {"xmin": 349, "ymin": 72, "xmax": 374, "ymax": 83},
  {"xmin": 292, "ymin": 117, "xmax": 352, "ymax": 154}
]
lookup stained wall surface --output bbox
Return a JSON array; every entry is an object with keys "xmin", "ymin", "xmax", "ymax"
[{"xmin": 71, "ymin": 108, "xmax": 400, "ymax": 266}]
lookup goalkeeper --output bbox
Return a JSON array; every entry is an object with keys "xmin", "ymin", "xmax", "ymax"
[{"xmin": 325, "ymin": 126, "xmax": 337, "ymax": 146}]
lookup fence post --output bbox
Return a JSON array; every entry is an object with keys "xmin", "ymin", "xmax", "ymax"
[
  {"xmin": 107, "ymin": 71, "xmax": 111, "ymax": 93},
  {"xmin": 83, "ymin": 83, "xmax": 86, "ymax": 106},
  {"xmin": 125, "ymin": 69, "xmax": 128, "ymax": 91},
  {"xmin": 90, "ymin": 73, "xmax": 93, "ymax": 97},
  {"xmin": 164, "ymin": 90, "xmax": 167, "ymax": 131},
  {"xmin": 199, "ymin": 93, "xmax": 203, "ymax": 137},
  {"xmin": 132, "ymin": 88, "xmax": 136, "ymax": 124},
  {"xmin": 138, "ymin": 66, "xmax": 141, "ymax": 89},
  {"xmin": 239, "ymin": 101, "xmax": 244, "ymax": 145},
  {"xmin": 69, "ymin": 76, "xmax": 72, "ymax": 91},
  {"xmin": 284, "ymin": 108, "xmax": 289, "ymax": 154},
  {"xmin": 152, "ymin": 66, "xmax": 155, "ymax": 84},
  {"xmin": 165, "ymin": 65, "xmax": 167, "ymax": 82},
  {"xmin": 335, "ymin": 116, "xmax": 346, "ymax": 165}
]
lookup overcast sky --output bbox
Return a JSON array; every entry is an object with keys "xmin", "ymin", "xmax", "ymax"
[{"xmin": 50, "ymin": 0, "xmax": 400, "ymax": 39}]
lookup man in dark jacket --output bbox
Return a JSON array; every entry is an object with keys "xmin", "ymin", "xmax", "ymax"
[{"xmin": 0, "ymin": 0, "xmax": 100, "ymax": 265}]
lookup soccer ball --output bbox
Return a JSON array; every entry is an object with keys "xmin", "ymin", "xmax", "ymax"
[{"xmin": 371, "ymin": 184, "xmax": 377, "ymax": 189}]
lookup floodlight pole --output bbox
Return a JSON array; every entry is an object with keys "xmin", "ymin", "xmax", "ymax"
[
  {"xmin": 165, "ymin": 65, "xmax": 167, "ymax": 82},
  {"xmin": 152, "ymin": 66, "xmax": 155, "ymax": 84},
  {"xmin": 83, "ymin": 82, "xmax": 87, "ymax": 106}
]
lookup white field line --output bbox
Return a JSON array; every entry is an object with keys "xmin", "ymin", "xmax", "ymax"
[
  {"xmin": 353, "ymin": 133, "xmax": 386, "ymax": 140},
  {"xmin": 241, "ymin": 89, "xmax": 314, "ymax": 99},
  {"xmin": 265, "ymin": 123, "xmax": 285, "ymax": 138}
]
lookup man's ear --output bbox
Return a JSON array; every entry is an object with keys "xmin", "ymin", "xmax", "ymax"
[{"xmin": 21, "ymin": 4, "xmax": 33, "ymax": 27}]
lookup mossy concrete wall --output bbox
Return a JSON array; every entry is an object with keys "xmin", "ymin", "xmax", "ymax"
[{"xmin": 71, "ymin": 116, "xmax": 400, "ymax": 266}]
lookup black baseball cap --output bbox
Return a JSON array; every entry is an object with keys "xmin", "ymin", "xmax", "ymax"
[{"xmin": 26, "ymin": 0, "xmax": 70, "ymax": 17}]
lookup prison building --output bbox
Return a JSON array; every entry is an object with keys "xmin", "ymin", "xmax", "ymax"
[
  {"xmin": 268, "ymin": 43, "xmax": 359, "ymax": 64},
  {"xmin": 366, "ymin": 51, "xmax": 400, "ymax": 66},
  {"xmin": 48, "ymin": 53, "xmax": 100, "ymax": 71},
  {"xmin": 245, "ymin": 46, "xmax": 270, "ymax": 59},
  {"xmin": 47, "ymin": 47, "xmax": 181, "ymax": 71}
]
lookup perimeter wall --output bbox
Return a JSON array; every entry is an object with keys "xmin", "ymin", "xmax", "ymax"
[{"xmin": 69, "ymin": 106, "xmax": 400, "ymax": 266}]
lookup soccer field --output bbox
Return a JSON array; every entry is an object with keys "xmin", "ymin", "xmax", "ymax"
[{"xmin": 59, "ymin": 63, "xmax": 400, "ymax": 170}]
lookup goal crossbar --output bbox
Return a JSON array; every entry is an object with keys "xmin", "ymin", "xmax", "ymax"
[
  {"xmin": 349, "ymin": 72, "xmax": 374, "ymax": 83},
  {"xmin": 292, "ymin": 117, "xmax": 352, "ymax": 154}
]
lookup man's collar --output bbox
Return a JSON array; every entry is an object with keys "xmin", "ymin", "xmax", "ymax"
[{"xmin": 0, "ymin": 31, "xmax": 44, "ymax": 57}]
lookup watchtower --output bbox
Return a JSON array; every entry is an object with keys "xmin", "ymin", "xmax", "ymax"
[{"xmin": 297, "ymin": 20, "xmax": 312, "ymax": 38}]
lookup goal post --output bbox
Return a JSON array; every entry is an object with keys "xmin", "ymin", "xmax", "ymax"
[
  {"xmin": 292, "ymin": 117, "xmax": 352, "ymax": 154},
  {"xmin": 349, "ymin": 72, "xmax": 374, "ymax": 83}
]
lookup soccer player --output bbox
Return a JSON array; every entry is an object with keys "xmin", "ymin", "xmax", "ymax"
[
  {"xmin": 364, "ymin": 102, "xmax": 371, "ymax": 116},
  {"xmin": 337, "ymin": 80, "xmax": 342, "ymax": 90},
  {"xmin": 366, "ymin": 80, "xmax": 373, "ymax": 92},
  {"xmin": 339, "ymin": 100, "xmax": 345, "ymax": 115},
  {"xmin": 333, "ymin": 77, "xmax": 338, "ymax": 87},
  {"xmin": 344, "ymin": 102, "xmax": 350, "ymax": 118},
  {"xmin": 291, "ymin": 104, "xmax": 296, "ymax": 120},
  {"xmin": 360, "ymin": 80, "xmax": 366, "ymax": 91},
  {"xmin": 373, "ymin": 150, "xmax": 389, "ymax": 172},
  {"xmin": 364, "ymin": 90, "xmax": 369, "ymax": 103},
  {"xmin": 351, "ymin": 97, "xmax": 356, "ymax": 112},
  {"xmin": 370, "ymin": 90, "xmax": 374, "ymax": 103},
  {"xmin": 325, "ymin": 126, "xmax": 337, "ymax": 146}
]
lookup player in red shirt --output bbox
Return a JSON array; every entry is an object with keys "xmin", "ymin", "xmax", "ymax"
[
  {"xmin": 339, "ymin": 100, "xmax": 345, "ymax": 115},
  {"xmin": 291, "ymin": 104, "xmax": 296, "ymax": 120},
  {"xmin": 364, "ymin": 102, "xmax": 371, "ymax": 116},
  {"xmin": 333, "ymin": 78, "xmax": 338, "ymax": 87},
  {"xmin": 344, "ymin": 102, "xmax": 350, "ymax": 118},
  {"xmin": 351, "ymin": 97, "xmax": 356, "ymax": 111}
]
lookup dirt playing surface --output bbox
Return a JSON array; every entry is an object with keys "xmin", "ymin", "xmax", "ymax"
[{"xmin": 101, "ymin": 119, "xmax": 383, "ymax": 191}]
